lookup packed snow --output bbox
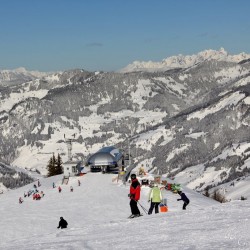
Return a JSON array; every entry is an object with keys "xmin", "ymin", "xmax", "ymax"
[{"xmin": 0, "ymin": 171, "xmax": 249, "ymax": 249}]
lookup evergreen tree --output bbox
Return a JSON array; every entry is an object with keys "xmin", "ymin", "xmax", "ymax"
[
  {"xmin": 55, "ymin": 153, "xmax": 63, "ymax": 175},
  {"xmin": 47, "ymin": 153, "xmax": 56, "ymax": 177}
]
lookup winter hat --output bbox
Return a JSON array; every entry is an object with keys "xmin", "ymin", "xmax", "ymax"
[{"xmin": 130, "ymin": 174, "xmax": 136, "ymax": 179}]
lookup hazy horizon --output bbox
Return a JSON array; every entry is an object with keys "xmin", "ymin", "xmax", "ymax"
[{"xmin": 1, "ymin": 0, "xmax": 250, "ymax": 72}]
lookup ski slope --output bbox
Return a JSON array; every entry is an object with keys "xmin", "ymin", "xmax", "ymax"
[{"xmin": 0, "ymin": 172, "xmax": 249, "ymax": 249}]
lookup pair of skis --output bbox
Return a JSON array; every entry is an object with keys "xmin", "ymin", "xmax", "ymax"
[
  {"xmin": 128, "ymin": 201, "xmax": 148, "ymax": 219},
  {"xmin": 128, "ymin": 214, "xmax": 143, "ymax": 219}
]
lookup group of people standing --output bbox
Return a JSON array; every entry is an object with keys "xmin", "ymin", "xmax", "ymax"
[
  {"xmin": 19, "ymin": 180, "xmax": 43, "ymax": 204},
  {"xmin": 20, "ymin": 178, "xmax": 82, "ymax": 204},
  {"xmin": 128, "ymin": 173, "xmax": 190, "ymax": 218}
]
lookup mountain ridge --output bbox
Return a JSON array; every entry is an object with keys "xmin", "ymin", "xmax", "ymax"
[{"xmin": 119, "ymin": 48, "xmax": 250, "ymax": 73}]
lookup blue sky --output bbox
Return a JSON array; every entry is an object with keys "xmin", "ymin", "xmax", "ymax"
[{"xmin": 1, "ymin": 0, "xmax": 250, "ymax": 72}]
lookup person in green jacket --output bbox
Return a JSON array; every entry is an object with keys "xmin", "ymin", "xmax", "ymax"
[{"xmin": 148, "ymin": 183, "xmax": 163, "ymax": 214}]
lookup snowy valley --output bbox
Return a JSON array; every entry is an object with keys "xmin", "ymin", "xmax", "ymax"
[{"xmin": 0, "ymin": 48, "xmax": 250, "ymax": 200}]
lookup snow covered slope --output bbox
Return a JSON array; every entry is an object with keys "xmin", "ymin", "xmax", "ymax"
[{"xmin": 0, "ymin": 173, "xmax": 249, "ymax": 249}]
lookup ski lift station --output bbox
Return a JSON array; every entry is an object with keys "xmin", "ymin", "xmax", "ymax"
[
  {"xmin": 63, "ymin": 136, "xmax": 86, "ymax": 177},
  {"xmin": 87, "ymin": 146, "xmax": 123, "ymax": 173},
  {"xmin": 63, "ymin": 160, "xmax": 84, "ymax": 177}
]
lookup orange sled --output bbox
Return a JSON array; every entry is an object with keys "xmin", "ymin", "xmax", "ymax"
[{"xmin": 160, "ymin": 205, "xmax": 168, "ymax": 213}]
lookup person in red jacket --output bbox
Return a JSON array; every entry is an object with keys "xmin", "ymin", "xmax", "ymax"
[{"xmin": 128, "ymin": 174, "xmax": 141, "ymax": 218}]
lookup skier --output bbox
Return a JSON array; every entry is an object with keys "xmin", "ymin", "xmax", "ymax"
[
  {"xmin": 70, "ymin": 186, "xmax": 73, "ymax": 192},
  {"xmin": 78, "ymin": 180, "xmax": 81, "ymax": 186},
  {"xmin": 148, "ymin": 183, "xmax": 163, "ymax": 214},
  {"xmin": 177, "ymin": 190, "xmax": 190, "ymax": 210},
  {"xmin": 33, "ymin": 193, "xmax": 36, "ymax": 200},
  {"xmin": 58, "ymin": 186, "xmax": 62, "ymax": 193},
  {"xmin": 128, "ymin": 174, "xmax": 141, "ymax": 218},
  {"xmin": 53, "ymin": 182, "xmax": 56, "ymax": 188},
  {"xmin": 57, "ymin": 217, "xmax": 68, "ymax": 229},
  {"xmin": 19, "ymin": 197, "xmax": 23, "ymax": 204},
  {"xmin": 37, "ymin": 179, "xmax": 41, "ymax": 187},
  {"xmin": 36, "ymin": 193, "xmax": 41, "ymax": 200}
]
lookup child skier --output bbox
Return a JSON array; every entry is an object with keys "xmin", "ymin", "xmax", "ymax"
[{"xmin": 177, "ymin": 191, "xmax": 190, "ymax": 210}]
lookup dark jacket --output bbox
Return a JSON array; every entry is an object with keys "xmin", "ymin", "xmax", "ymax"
[
  {"xmin": 130, "ymin": 179, "xmax": 140, "ymax": 201},
  {"xmin": 57, "ymin": 218, "xmax": 68, "ymax": 229},
  {"xmin": 179, "ymin": 193, "xmax": 189, "ymax": 203}
]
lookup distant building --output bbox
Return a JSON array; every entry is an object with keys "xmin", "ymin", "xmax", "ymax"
[
  {"xmin": 63, "ymin": 135, "xmax": 86, "ymax": 177},
  {"xmin": 63, "ymin": 160, "xmax": 86, "ymax": 177},
  {"xmin": 63, "ymin": 160, "xmax": 78, "ymax": 177}
]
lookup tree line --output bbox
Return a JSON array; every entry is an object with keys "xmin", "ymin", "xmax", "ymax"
[{"xmin": 47, "ymin": 153, "xmax": 63, "ymax": 177}]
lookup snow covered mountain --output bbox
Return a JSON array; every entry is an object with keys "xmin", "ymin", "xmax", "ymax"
[
  {"xmin": 1, "ymin": 49, "xmax": 250, "ymax": 200},
  {"xmin": 119, "ymin": 48, "xmax": 250, "ymax": 72},
  {"xmin": 0, "ymin": 172, "xmax": 249, "ymax": 249},
  {"xmin": 0, "ymin": 67, "xmax": 50, "ymax": 86},
  {"xmin": 0, "ymin": 162, "xmax": 34, "ymax": 192}
]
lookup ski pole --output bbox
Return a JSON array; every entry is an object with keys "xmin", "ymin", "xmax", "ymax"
[
  {"xmin": 139, "ymin": 203, "xmax": 148, "ymax": 214},
  {"xmin": 137, "ymin": 201, "xmax": 148, "ymax": 214}
]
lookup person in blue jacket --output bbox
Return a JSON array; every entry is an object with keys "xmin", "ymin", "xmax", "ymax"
[{"xmin": 177, "ymin": 191, "xmax": 190, "ymax": 210}]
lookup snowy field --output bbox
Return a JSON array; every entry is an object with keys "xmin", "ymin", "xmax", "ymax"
[{"xmin": 0, "ymin": 172, "xmax": 249, "ymax": 250}]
